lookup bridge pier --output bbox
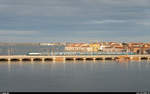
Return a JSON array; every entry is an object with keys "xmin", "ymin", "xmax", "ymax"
[
  {"xmin": 84, "ymin": 58, "xmax": 86, "ymax": 62},
  {"xmin": 8, "ymin": 58, "xmax": 11, "ymax": 62},
  {"xmin": 103, "ymin": 57, "xmax": 105, "ymax": 61},
  {"xmin": 73, "ymin": 58, "xmax": 76, "ymax": 61},
  {"xmin": 53, "ymin": 57, "xmax": 56, "ymax": 62},
  {"xmin": 93, "ymin": 58, "xmax": 96, "ymax": 62},
  {"xmin": 42, "ymin": 58, "xmax": 45, "ymax": 62},
  {"xmin": 19, "ymin": 58, "xmax": 22, "ymax": 61},
  {"xmin": 63, "ymin": 57, "xmax": 66, "ymax": 62},
  {"xmin": 31, "ymin": 58, "xmax": 34, "ymax": 62}
]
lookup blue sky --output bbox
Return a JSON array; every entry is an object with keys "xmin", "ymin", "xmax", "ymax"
[{"xmin": 0, "ymin": 0, "xmax": 150, "ymax": 42}]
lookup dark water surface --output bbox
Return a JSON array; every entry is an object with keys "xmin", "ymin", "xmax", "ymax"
[{"xmin": 0, "ymin": 61, "xmax": 150, "ymax": 92}]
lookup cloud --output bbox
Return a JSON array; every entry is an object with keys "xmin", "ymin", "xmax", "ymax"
[
  {"xmin": 0, "ymin": 30, "xmax": 39, "ymax": 35},
  {"xmin": 136, "ymin": 22, "xmax": 150, "ymax": 26},
  {"xmin": 0, "ymin": 0, "xmax": 150, "ymax": 42},
  {"xmin": 82, "ymin": 0, "xmax": 150, "ymax": 7},
  {"xmin": 83, "ymin": 20, "xmax": 127, "ymax": 24}
]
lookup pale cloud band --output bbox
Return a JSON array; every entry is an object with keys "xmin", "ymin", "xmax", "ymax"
[
  {"xmin": 83, "ymin": 20, "xmax": 127, "ymax": 24},
  {"xmin": 0, "ymin": 30, "xmax": 39, "ymax": 35}
]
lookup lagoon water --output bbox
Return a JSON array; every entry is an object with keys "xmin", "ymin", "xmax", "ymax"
[{"xmin": 0, "ymin": 61, "xmax": 150, "ymax": 92}]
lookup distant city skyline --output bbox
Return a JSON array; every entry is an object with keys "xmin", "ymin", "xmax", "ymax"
[{"xmin": 0, "ymin": 0, "xmax": 150, "ymax": 42}]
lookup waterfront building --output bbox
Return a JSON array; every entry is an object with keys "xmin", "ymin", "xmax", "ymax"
[
  {"xmin": 65, "ymin": 43, "xmax": 93, "ymax": 52},
  {"xmin": 89, "ymin": 43, "xmax": 101, "ymax": 52},
  {"xmin": 127, "ymin": 42, "xmax": 150, "ymax": 54},
  {"xmin": 99, "ymin": 42, "xmax": 125, "ymax": 52},
  {"xmin": 100, "ymin": 46, "xmax": 124, "ymax": 52}
]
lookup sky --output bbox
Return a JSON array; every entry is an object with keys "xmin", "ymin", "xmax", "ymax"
[{"xmin": 0, "ymin": 0, "xmax": 150, "ymax": 42}]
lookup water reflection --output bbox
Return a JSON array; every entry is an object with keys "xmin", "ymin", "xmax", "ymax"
[
  {"xmin": 0, "ymin": 61, "xmax": 150, "ymax": 91},
  {"xmin": 7, "ymin": 62, "xmax": 11, "ymax": 72},
  {"xmin": 3, "ymin": 60, "xmax": 150, "ymax": 73},
  {"xmin": 1, "ymin": 60, "xmax": 136, "ymax": 73},
  {"xmin": 18, "ymin": 61, "xmax": 23, "ymax": 67},
  {"xmin": 63, "ymin": 62, "xmax": 66, "ymax": 72}
]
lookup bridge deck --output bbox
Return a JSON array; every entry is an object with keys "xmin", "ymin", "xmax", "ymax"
[{"xmin": 0, "ymin": 55, "xmax": 150, "ymax": 62}]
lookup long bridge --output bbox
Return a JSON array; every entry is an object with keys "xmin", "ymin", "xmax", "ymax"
[{"xmin": 0, "ymin": 55, "xmax": 150, "ymax": 62}]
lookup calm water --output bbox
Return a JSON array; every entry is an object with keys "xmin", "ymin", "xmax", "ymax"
[{"xmin": 0, "ymin": 61, "xmax": 150, "ymax": 92}]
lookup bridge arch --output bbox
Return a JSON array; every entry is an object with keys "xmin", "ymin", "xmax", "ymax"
[
  {"xmin": 105, "ymin": 57, "xmax": 113, "ymax": 60},
  {"xmin": 10, "ymin": 58, "xmax": 20, "ymax": 62},
  {"xmin": 22, "ymin": 58, "xmax": 31, "ymax": 61},
  {"xmin": 114, "ymin": 57, "xmax": 119, "ymax": 60},
  {"xmin": 95, "ymin": 57, "xmax": 103, "ymax": 60},
  {"xmin": 44, "ymin": 58, "xmax": 53, "ymax": 61},
  {"xmin": 76, "ymin": 58, "xmax": 84, "ymax": 61},
  {"xmin": 0, "ymin": 58, "xmax": 8, "ymax": 62},
  {"xmin": 65, "ymin": 58, "xmax": 74, "ymax": 61},
  {"xmin": 33, "ymin": 58, "xmax": 42, "ymax": 61},
  {"xmin": 86, "ymin": 58, "xmax": 93, "ymax": 61},
  {"xmin": 141, "ymin": 57, "xmax": 148, "ymax": 60}
]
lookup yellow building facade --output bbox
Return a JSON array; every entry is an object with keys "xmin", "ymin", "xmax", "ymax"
[{"xmin": 89, "ymin": 43, "xmax": 101, "ymax": 52}]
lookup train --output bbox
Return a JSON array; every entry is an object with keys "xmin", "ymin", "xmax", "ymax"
[{"xmin": 26, "ymin": 52, "xmax": 136, "ymax": 56}]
